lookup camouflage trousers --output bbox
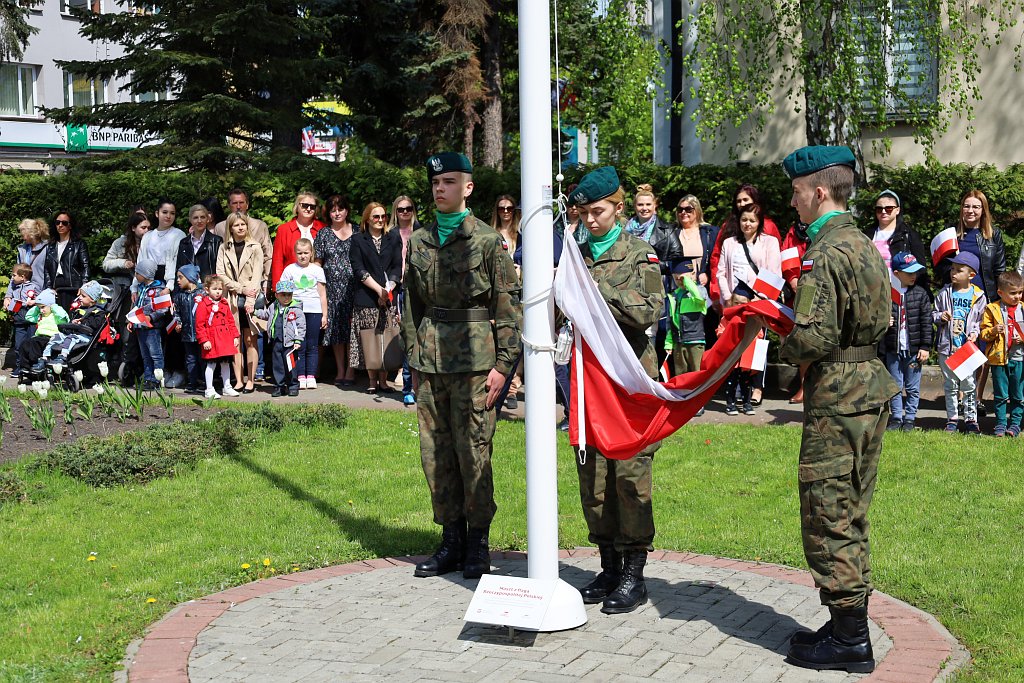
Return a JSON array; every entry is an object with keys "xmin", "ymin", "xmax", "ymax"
[
  {"xmin": 576, "ymin": 446, "xmax": 657, "ymax": 552},
  {"xmin": 798, "ymin": 405, "xmax": 888, "ymax": 609},
  {"xmin": 417, "ymin": 371, "xmax": 497, "ymax": 529}
]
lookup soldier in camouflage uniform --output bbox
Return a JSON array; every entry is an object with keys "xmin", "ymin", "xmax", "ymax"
[
  {"xmin": 568, "ymin": 167, "xmax": 665, "ymax": 615},
  {"xmin": 779, "ymin": 146, "xmax": 899, "ymax": 674},
  {"xmin": 402, "ymin": 152, "xmax": 522, "ymax": 580}
]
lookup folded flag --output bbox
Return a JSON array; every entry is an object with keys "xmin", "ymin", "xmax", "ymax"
[
  {"xmin": 752, "ymin": 270, "xmax": 785, "ymax": 301},
  {"xmin": 780, "ymin": 247, "xmax": 801, "ymax": 279},
  {"xmin": 890, "ymin": 271, "xmax": 905, "ymax": 306},
  {"xmin": 127, "ymin": 306, "xmax": 152, "ymax": 328},
  {"xmin": 150, "ymin": 291, "xmax": 172, "ymax": 310},
  {"xmin": 166, "ymin": 317, "xmax": 179, "ymax": 334},
  {"xmin": 739, "ymin": 338, "xmax": 769, "ymax": 372},
  {"xmin": 930, "ymin": 227, "xmax": 958, "ymax": 266},
  {"xmin": 945, "ymin": 341, "xmax": 986, "ymax": 381},
  {"xmin": 554, "ymin": 230, "xmax": 795, "ymax": 460}
]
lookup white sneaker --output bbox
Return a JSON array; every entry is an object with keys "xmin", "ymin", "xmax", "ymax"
[
  {"xmin": 298, "ymin": 376, "xmax": 309, "ymax": 389},
  {"xmin": 223, "ymin": 386, "xmax": 240, "ymax": 397},
  {"xmin": 204, "ymin": 389, "xmax": 221, "ymax": 400},
  {"xmin": 306, "ymin": 377, "xmax": 317, "ymax": 389}
]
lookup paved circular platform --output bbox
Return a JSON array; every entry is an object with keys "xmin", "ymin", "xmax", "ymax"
[{"xmin": 124, "ymin": 549, "xmax": 967, "ymax": 682}]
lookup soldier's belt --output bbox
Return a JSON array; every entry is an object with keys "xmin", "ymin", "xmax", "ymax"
[
  {"xmin": 425, "ymin": 307, "xmax": 490, "ymax": 322},
  {"xmin": 822, "ymin": 345, "xmax": 877, "ymax": 363}
]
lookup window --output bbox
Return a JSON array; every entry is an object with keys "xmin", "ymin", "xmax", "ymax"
[
  {"xmin": 134, "ymin": 90, "xmax": 170, "ymax": 103},
  {"xmin": 855, "ymin": 0, "xmax": 938, "ymax": 118},
  {"xmin": 61, "ymin": 0, "xmax": 102, "ymax": 14},
  {"xmin": 63, "ymin": 71, "xmax": 106, "ymax": 108},
  {"xmin": 0, "ymin": 64, "xmax": 37, "ymax": 117}
]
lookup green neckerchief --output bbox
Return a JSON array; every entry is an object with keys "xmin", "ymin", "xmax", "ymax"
[
  {"xmin": 436, "ymin": 209, "xmax": 470, "ymax": 245},
  {"xmin": 806, "ymin": 210, "xmax": 847, "ymax": 243},
  {"xmin": 588, "ymin": 223, "xmax": 622, "ymax": 260}
]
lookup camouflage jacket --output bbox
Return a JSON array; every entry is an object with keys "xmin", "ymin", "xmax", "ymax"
[
  {"xmin": 779, "ymin": 212, "xmax": 899, "ymax": 416},
  {"xmin": 401, "ymin": 215, "xmax": 522, "ymax": 375},
  {"xmin": 584, "ymin": 230, "xmax": 665, "ymax": 377}
]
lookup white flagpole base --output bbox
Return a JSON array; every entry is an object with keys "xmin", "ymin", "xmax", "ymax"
[{"xmin": 465, "ymin": 575, "xmax": 586, "ymax": 632}]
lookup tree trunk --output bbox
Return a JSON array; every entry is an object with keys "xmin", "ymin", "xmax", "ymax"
[
  {"xmin": 463, "ymin": 101, "xmax": 477, "ymax": 163},
  {"xmin": 480, "ymin": 6, "xmax": 503, "ymax": 169},
  {"xmin": 801, "ymin": 0, "xmax": 864, "ymax": 178}
]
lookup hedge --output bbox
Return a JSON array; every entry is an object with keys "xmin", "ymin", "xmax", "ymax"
[{"xmin": 1, "ymin": 158, "xmax": 1021, "ymax": 340}]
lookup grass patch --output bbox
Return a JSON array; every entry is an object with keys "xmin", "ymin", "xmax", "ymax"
[{"xmin": 0, "ymin": 412, "xmax": 1020, "ymax": 680}]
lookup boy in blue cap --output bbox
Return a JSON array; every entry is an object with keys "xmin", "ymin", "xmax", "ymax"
[
  {"xmin": 172, "ymin": 264, "xmax": 206, "ymax": 394},
  {"xmin": 253, "ymin": 279, "xmax": 306, "ymax": 397},
  {"xmin": 933, "ymin": 251, "xmax": 986, "ymax": 433},
  {"xmin": 780, "ymin": 145, "xmax": 898, "ymax": 674},
  {"xmin": 883, "ymin": 252, "xmax": 933, "ymax": 431}
]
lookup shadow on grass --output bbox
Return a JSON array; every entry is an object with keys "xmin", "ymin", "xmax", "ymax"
[
  {"xmin": 458, "ymin": 561, "xmax": 805, "ymax": 655},
  {"xmin": 228, "ymin": 452, "xmax": 438, "ymax": 559}
]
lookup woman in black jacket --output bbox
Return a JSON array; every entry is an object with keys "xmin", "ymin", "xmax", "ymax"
[
  {"xmin": 349, "ymin": 202, "xmax": 404, "ymax": 393},
  {"xmin": 43, "ymin": 210, "xmax": 90, "ymax": 310},
  {"xmin": 175, "ymin": 204, "xmax": 224, "ymax": 283},
  {"xmin": 865, "ymin": 189, "xmax": 930, "ymax": 289}
]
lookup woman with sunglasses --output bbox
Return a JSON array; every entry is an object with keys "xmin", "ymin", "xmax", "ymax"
[
  {"xmin": 490, "ymin": 195, "xmax": 521, "ymax": 276},
  {"xmin": 271, "ymin": 192, "xmax": 324, "ymax": 291},
  {"xmin": 866, "ymin": 189, "xmax": 930, "ymax": 289},
  {"xmin": 316, "ymin": 194, "xmax": 358, "ymax": 388},
  {"xmin": 350, "ymin": 203, "xmax": 404, "ymax": 393},
  {"xmin": 42, "ymin": 210, "xmax": 90, "ymax": 311},
  {"xmin": 390, "ymin": 195, "xmax": 421, "ymax": 404}
]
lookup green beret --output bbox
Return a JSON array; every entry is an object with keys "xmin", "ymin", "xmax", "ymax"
[
  {"xmin": 782, "ymin": 145, "xmax": 856, "ymax": 179},
  {"xmin": 426, "ymin": 152, "xmax": 472, "ymax": 179},
  {"xmin": 569, "ymin": 166, "xmax": 620, "ymax": 206}
]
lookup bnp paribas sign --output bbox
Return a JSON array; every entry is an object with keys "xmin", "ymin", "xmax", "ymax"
[{"xmin": 65, "ymin": 124, "xmax": 148, "ymax": 152}]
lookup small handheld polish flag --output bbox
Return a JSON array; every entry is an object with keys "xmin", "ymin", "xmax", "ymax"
[
  {"xmin": 752, "ymin": 271, "xmax": 785, "ymax": 301},
  {"xmin": 930, "ymin": 228, "xmax": 959, "ymax": 266},
  {"xmin": 945, "ymin": 341, "xmax": 986, "ymax": 381},
  {"xmin": 890, "ymin": 271, "xmax": 905, "ymax": 306},
  {"xmin": 738, "ymin": 338, "xmax": 769, "ymax": 372}
]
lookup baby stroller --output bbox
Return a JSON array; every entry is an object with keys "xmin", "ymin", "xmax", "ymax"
[{"xmin": 25, "ymin": 280, "xmax": 126, "ymax": 391}]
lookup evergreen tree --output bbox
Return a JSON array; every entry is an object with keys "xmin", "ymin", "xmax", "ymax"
[
  {"xmin": 0, "ymin": 0, "xmax": 37, "ymax": 62},
  {"xmin": 44, "ymin": 0, "xmax": 344, "ymax": 170}
]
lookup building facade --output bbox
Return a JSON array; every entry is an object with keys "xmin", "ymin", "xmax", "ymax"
[{"xmin": 0, "ymin": 0, "xmax": 150, "ymax": 171}]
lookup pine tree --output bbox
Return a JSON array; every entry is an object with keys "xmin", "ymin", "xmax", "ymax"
[
  {"xmin": 0, "ymin": 0, "xmax": 38, "ymax": 62},
  {"xmin": 44, "ymin": 0, "xmax": 344, "ymax": 170}
]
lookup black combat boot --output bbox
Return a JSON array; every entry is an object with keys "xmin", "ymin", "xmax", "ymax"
[
  {"xmin": 790, "ymin": 595, "xmax": 869, "ymax": 646},
  {"xmin": 414, "ymin": 520, "xmax": 467, "ymax": 577},
  {"xmin": 462, "ymin": 526, "xmax": 491, "ymax": 579},
  {"xmin": 786, "ymin": 605, "xmax": 874, "ymax": 673},
  {"xmin": 601, "ymin": 550, "xmax": 648, "ymax": 614},
  {"xmin": 579, "ymin": 545, "xmax": 621, "ymax": 604}
]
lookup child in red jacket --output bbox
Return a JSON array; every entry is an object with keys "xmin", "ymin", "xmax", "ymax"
[{"xmin": 195, "ymin": 275, "xmax": 239, "ymax": 399}]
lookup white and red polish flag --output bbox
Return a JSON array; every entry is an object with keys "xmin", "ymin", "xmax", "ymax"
[
  {"xmin": 739, "ymin": 337, "xmax": 770, "ymax": 372},
  {"xmin": 781, "ymin": 247, "xmax": 801, "ymax": 278},
  {"xmin": 930, "ymin": 228, "xmax": 958, "ymax": 266},
  {"xmin": 286, "ymin": 347, "xmax": 296, "ymax": 372},
  {"xmin": 890, "ymin": 271, "xmax": 905, "ymax": 306},
  {"xmin": 149, "ymin": 290, "xmax": 172, "ymax": 310},
  {"xmin": 127, "ymin": 307, "xmax": 152, "ymax": 328},
  {"xmin": 752, "ymin": 270, "xmax": 785, "ymax": 301},
  {"xmin": 553, "ymin": 232, "xmax": 795, "ymax": 460},
  {"xmin": 945, "ymin": 341, "xmax": 986, "ymax": 381}
]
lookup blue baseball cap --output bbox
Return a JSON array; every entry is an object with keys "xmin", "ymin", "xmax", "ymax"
[{"xmin": 891, "ymin": 251, "xmax": 924, "ymax": 273}]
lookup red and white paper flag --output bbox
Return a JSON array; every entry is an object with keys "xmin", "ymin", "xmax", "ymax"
[
  {"xmin": 945, "ymin": 341, "xmax": 986, "ymax": 381},
  {"xmin": 930, "ymin": 227, "xmax": 958, "ymax": 266},
  {"xmin": 738, "ymin": 338, "xmax": 770, "ymax": 372},
  {"xmin": 752, "ymin": 270, "xmax": 785, "ymax": 301},
  {"xmin": 166, "ymin": 317, "xmax": 179, "ymax": 334},
  {"xmin": 285, "ymin": 347, "xmax": 296, "ymax": 372},
  {"xmin": 659, "ymin": 358, "xmax": 671, "ymax": 381},
  {"xmin": 780, "ymin": 247, "xmax": 801, "ymax": 277},
  {"xmin": 127, "ymin": 306, "xmax": 152, "ymax": 328},
  {"xmin": 890, "ymin": 271, "xmax": 905, "ymax": 306},
  {"xmin": 150, "ymin": 291, "xmax": 172, "ymax": 310}
]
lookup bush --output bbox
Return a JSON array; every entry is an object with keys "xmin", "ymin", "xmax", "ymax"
[
  {"xmin": 283, "ymin": 404, "xmax": 349, "ymax": 430},
  {"xmin": 213, "ymin": 403, "xmax": 285, "ymax": 434},
  {"xmin": 29, "ymin": 419, "xmax": 243, "ymax": 487},
  {"xmin": 0, "ymin": 470, "xmax": 26, "ymax": 506}
]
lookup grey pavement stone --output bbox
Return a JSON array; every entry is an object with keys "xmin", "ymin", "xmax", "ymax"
[{"xmin": 189, "ymin": 557, "xmax": 893, "ymax": 682}]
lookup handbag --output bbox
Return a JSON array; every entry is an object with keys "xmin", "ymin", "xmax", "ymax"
[{"xmin": 360, "ymin": 322, "xmax": 402, "ymax": 371}]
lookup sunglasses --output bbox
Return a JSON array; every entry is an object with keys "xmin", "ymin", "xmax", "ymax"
[
  {"xmin": 299, "ymin": 202, "xmax": 317, "ymax": 211},
  {"xmin": 875, "ymin": 206, "xmax": 897, "ymax": 214},
  {"xmin": 370, "ymin": 214, "xmax": 387, "ymax": 222},
  {"xmin": 498, "ymin": 206, "xmax": 515, "ymax": 213},
  {"xmin": 396, "ymin": 206, "xmax": 414, "ymax": 214},
  {"xmin": 676, "ymin": 206, "xmax": 695, "ymax": 214},
  {"xmin": 55, "ymin": 219, "xmax": 71, "ymax": 226}
]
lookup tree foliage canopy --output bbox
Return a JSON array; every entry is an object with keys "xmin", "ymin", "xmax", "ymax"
[{"xmin": 0, "ymin": 0, "xmax": 37, "ymax": 61}]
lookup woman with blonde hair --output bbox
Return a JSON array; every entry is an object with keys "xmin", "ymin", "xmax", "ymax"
[
  {"xmin": 17, "ymin": 217, "xmax": 49, "ymax": 288},
  {"xmin": 350, "ymin": 202, "xmax": 404, "ymax": 393},
  {"xmin": 217, "ymin": 212, "xmax": 265, "ymax": 393},
  {"xmin": 271, "ymin": 191, "xmax": 323, "ymax": 289},
  {"xmin": 490, "ymin": 195, "xmax": 521, "ymax": 265}
]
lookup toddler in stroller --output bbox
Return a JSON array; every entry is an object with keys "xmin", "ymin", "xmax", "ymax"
[{"xmin": 24, "ymin": 281, "xmax": 116, "ymax": 383}]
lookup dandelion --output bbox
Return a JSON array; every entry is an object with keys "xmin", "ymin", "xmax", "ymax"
[
  {"xmin": 97, "ymin": 361, "xmax": 109, "ymax": 378},
  {"xmin": 262, "ymin": 558, "xmax": 271, "ymax": 567},
  {"xmin": 73, "ymin": 370, "xmax": 84, "ymax": 384},
  {"xmin": 292, "ymin": 567, "xmax": 301, "ymax": 573},
  {"xmin": 146, "ymin": 598, "xmax": 157, "ymax": 604},
  {"xmin": 241, "ymin": 563, "xmax": 251, "ymax": 569},
  {"xmin": 87, "ymin": 556, "xmax": 96, "ymax": 562},
  {"xmin": 347, "ymin": 500, "xmax": 354, "ymax": 506}
]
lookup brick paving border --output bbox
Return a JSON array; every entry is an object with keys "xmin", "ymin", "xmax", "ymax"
[{"xmin": 122, "ymin": 549, "xmax": 968, "ymax": 682}]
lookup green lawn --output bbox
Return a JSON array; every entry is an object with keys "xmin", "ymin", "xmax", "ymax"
[{"xmin": 0, "ymin": 410, "xmax": 1022, "ymax": 681}]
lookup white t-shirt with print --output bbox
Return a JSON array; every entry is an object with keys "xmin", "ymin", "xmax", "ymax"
[{"xmin": 280, "ymin": 262, "xmax": 326, "ymax": 314}]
